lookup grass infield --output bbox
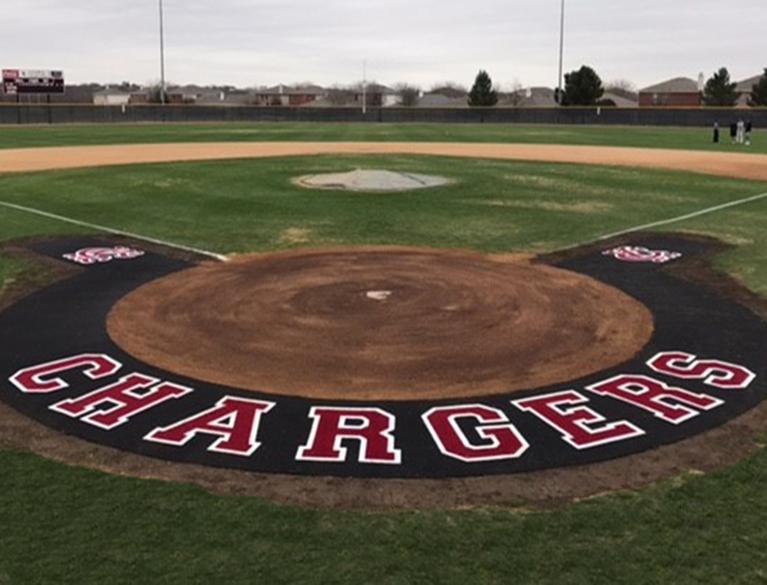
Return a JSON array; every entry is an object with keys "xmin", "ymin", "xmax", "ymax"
[{"xmin": 1, "ymin": 128, "xmax": 767, "ymax": 584}]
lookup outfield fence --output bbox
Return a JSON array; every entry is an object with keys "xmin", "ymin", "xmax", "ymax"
[{"xmin": 1, "ymin": 104, "xmax": 766, "ymax": 126}]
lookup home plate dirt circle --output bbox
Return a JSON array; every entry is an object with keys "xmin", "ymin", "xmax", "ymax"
[{"xmin": 106, "ymin": 247, "xmax": 654, "ymax": 401}]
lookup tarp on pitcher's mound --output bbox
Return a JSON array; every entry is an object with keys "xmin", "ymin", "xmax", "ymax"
[{"xmin": 0, "ymin": 235, "xmax": 764, "ymax": 479}]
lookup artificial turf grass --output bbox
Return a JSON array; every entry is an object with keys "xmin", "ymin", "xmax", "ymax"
[
  {"xmin": 1, "ymin": 445, "xmax": 767, "ymax": 585},
  {"xmin": 0, "ymin": 121, "xmax": 764, "ymax": 154},
  {"xmin": 0, "ymin": 257, "xmax": 24, "ymax": 296}
]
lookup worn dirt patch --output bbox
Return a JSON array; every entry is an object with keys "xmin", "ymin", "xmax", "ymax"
[
  {"xmin": 475, "ymin": 199, "xmax": 613, "ymax": 213},
  {"xmin": 278, "ymin": 227, "xmax": 312, "ymax": 245}
]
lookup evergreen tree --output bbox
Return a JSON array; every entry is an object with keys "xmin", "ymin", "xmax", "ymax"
[
  {"xmin": 701, "ymin": 68, "xmax": 738, "ymax": 107},
  {"xmin": 561, "ymin": 66, "xmax": 604, "ymax": 106},
  {"xmin": 749, "ymin": 68, "xmax": 767, "ymax": 107},
  {"xmin": 468, "ymin": 70, "xmax": 498, "ymax": 107}
]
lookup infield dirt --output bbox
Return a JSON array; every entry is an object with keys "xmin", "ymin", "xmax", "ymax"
[
  {"xmin": 1, "ymin": 142, "xmax": 767, "ymax": 182},
  {"xmin": 107, "ymin": 247, "xmax": 653, "ymax": 400}
]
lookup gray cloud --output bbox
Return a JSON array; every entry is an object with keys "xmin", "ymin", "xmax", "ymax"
[{"xmin": 3, "ymin": 0, "xmax": 765, "ymax": 89}]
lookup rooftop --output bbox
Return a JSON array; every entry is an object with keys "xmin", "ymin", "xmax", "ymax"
[{"xmin": 639, "ymin": 77, "xmax": 699, "ymax": 94}]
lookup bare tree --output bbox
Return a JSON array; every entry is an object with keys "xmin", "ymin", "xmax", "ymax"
[
  {"xmin": 429, "ymin": 83, "xmax": 467, "ymax": 98},
  {"xmin": 143, "ymin": 80, "xmax": 174, "ymax": 103},
  {"xmin": 604, "ymin": 79, "xmax": 638, "ymax": 100},
  {"xmin": 395, "ymin": 83, "xmax": 421, "ymax": 107},
  {"xmin": 505, "ymin": 80, "xmax": 525, "ymax": 107},
  {"xmin": 326, "ymin": 85, "xmax": 354, "ymax": 106}
]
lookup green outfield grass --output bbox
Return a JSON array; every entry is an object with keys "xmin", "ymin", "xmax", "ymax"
[
  {"xmin": 0, "ymin": 121, "xmax": 764, "ymax": 154},
  {"xmin": 1, "ymin": 152, "xmax": 767, "ymax": 584}
]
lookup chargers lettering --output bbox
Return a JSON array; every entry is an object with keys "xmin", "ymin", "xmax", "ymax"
[{"xmin": 5, "ymin": 349, "xmax": 758, "ymax": 470}]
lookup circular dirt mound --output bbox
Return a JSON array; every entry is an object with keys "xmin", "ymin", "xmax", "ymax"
[
  {"xmin": 295, "ymin": 169, "xmax": 451, "ymax": 192},
  {"xmin": 107, "ymin": 247, "xmax": 654, "ymax": 400}
]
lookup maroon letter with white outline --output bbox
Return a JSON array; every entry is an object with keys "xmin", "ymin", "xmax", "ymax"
[
  {"xmin": 10, "ymin": 354, "xmax": 122, "ymax": 394},
  {"xmin": 587, "ymin": 375, "xmax": 722, "ymax": 424},
  {"xmin": 513, "ymin": 390, "xmax": 644, "ymax": 449},
  {"xmin": 50, "ymin": 374, "xmax": 192, "ymax": 430},
  {"xmin": 145, "ymin": 396, "xmax": 275, "ymax": 456},
  {"xmin": 422, "ymin": 404, "xmax": 528, "ymax": 462},
  {"xmin": 296, "ymin": 407, "xmax": 401, "ymax": 464},
  {"xmin": 647, "ymin": 351, "xmax": 756, "ymax": 389}
]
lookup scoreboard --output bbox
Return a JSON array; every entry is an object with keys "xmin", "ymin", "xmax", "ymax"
[{"xmin": 2, "ymin": 69, "xmax": 65, "ymax": 94}]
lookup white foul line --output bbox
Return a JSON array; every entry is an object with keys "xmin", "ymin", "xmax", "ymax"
[
  {"xmin": 590, "ymin": 190, "xmax": 767, "ymax": 243},
  {"xmin": 0, "ymin": 200, "xmax": 228, "ymax": 262}
]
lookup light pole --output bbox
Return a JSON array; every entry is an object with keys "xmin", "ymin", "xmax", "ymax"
[
  {"xmin": 362, "ymin": 60, "xmax": 367, "ymax": 115},
  {"xmin": 159, "ymin": 0, "xmax": 167, "ymax": 104},
  {"xmin": 557, "ymin": 0, "xmax": 565, "ymax": 104}
]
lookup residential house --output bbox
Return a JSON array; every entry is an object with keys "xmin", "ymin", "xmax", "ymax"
[
  {"xmin": 736, "ymin": 74, "xmax": 764, "ymax": 107},
  {"xmin": 638, "ymin": 77, "xmax": 701, "ymax": 106},
  {"xmin": 600, "ymin": 91, "xmax": 639, "ymax": 108},
  {"xmin": 416, "ymin": 93, "xmax": 467, "ymax": 107},
  {"xmin": 253, "ymin": 84, "xmax": 326, "ymax": 106},
  {"xmin": 352, "ymin": 84, "xmax": 399, "ymax": 107},
  {"xmin": 166, "ymin": 85, "xmax": 225, "ymax": 104},
  {"xmin": 510, "ymin": 87, "xmax": 557, "ymax": 107},
  {"xmin": 223, "ymin": 90, "xmax": 255, "ymax": 106}
]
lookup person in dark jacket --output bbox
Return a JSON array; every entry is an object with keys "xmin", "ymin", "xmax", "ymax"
[
  {"xmin": 745, "ymin": 121, "xmax": 753, "ymax": 146},
  {"xmin": 713, "ymin": 122, "xmax": 720, "ymax": 143},
  {"xmin": 730, "ymin": 121, "xmax": 738, "ymax": 144}
]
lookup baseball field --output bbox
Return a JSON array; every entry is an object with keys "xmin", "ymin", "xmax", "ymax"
[{"xmin": 2, "ymin": 122, "xmax": 767, "ymax": 584}]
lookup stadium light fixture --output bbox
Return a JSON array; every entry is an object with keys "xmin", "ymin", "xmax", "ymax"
[
  {"xmin": 159, "ymin": 0, "xmax": 167, "ymax": 104},
  {"xmin": 557, "ymin": 0, "xmax": 565, "ymax": 104}
]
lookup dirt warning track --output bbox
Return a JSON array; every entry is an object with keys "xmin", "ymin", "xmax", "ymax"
[{"xmin": 2, "ymin": 141, "xmax": 767, "ymax": 181}]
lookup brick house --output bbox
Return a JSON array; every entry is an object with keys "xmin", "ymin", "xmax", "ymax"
[{"xmin": 638, "ymin": 77, "xmax": 701, "ymax": 107}]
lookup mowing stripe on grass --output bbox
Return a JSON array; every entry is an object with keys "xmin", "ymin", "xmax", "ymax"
[
  {"xmin": 0, "ymin": 200, "xmax": 228, "ymax": 262},
  {"xmin": 589, "ymin": 190, "xmax": 767, "ymax": 244}
]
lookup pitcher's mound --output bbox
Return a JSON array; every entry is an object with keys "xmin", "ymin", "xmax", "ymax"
[
  {"xmin": 107, "ymin": 247, "xmax": 653, "ymax": 401},
  {"xmin": 295, "ymin": 169, "xmax": 451, "ymax": 192}
]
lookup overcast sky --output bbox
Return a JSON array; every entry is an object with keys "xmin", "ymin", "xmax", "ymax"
[{"xmin": 3, "ymin": 0, "xmax": 765, "ymax": 90}]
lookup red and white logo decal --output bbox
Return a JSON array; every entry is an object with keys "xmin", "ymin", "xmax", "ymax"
[
  {"xmin": 62, "ymin": 246, "xmax": 145, "ymax": 265},
  {"xmin": 5, "ymin": 347, "xmax": 759, "ymax": 474},
  {"xmin": 602, "ymin": 246, "xmax": 682, "ymax": 264},
  {"xmin": 10, "ymin": 353, "xmax": 123, "ymax": 394},
  {"xmin": 646, "ymin": 351, "xmax": 756, "ymax": 390},
  {"xmin": 50, "ymin": 374, "xmax": 192, "ymax": 430},
  {"xmin": 587, "ymin": 374, "xmax": 723, "ymax": 424},
  {"xmin": 422, "ymin": 404, "xmax": 529, "ymax": 462},
  {"xmin": 145, "ymin": 396, "xmax": 275, "ymax": 457},
  {"xmin": 296, "ymin": 407, "xmax": 402, "ymax": 464},
  {"xmin": 513, "ymin": 390, "xmax": 644, "ymax": 449}
]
